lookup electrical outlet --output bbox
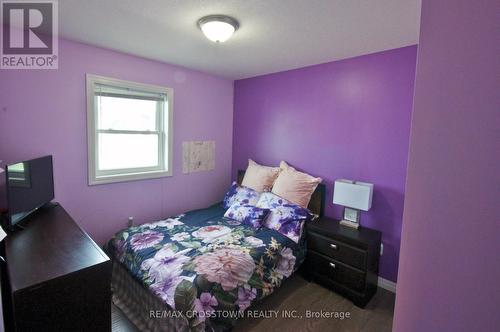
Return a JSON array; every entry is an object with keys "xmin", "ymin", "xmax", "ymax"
[
  {"xmin": 127, "ymin": 216, "xmax": 134, "ymax": 227},
  {"xmin": 380, "ymin": 243, "xmax": 384, "ymax": 256}
]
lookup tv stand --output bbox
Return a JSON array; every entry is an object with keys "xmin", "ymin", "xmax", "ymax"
[
  {"xmin": 4, "ymin": 201, "xmax": 60, "ymax": 232},
  {"xmin": 0, "ymin": 204, "xmax": 111, "ymax": 331},
  {"xmin": 41, "ymin": 201, "xmax": 59, "ymax": 209},
  {"xmin": 13, "ymin": 223, "xmax": 25, "ymax": 231}
]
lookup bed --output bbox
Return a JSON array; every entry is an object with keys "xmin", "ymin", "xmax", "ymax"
[{"xmin": 106, "ymin": 171, "xmax": 325, "ymax": 332}]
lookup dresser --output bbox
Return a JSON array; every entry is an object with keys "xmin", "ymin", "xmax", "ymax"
[
  {"xmin": 0, "ymin": 204, "xmax": 111, "ymax": 331},
  {"xmin": 304, "ymin": 216, "xmax": 381, "ymax": 307}
]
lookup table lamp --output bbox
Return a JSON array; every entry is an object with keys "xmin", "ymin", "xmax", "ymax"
[{"xmin": 333, "ymin": 179, "xmax": 373, "ymax": 229}]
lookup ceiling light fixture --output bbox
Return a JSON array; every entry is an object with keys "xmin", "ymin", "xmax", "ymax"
[{"xmin": 197, "ymin": 15, "xmax": 239, "ymax": 43}]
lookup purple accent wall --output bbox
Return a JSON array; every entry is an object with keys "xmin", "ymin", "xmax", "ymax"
[
  {"xmin": 232, "ymin": 46, "xmax": 417, "ymax": 282},
  {"xmin": 393, "ymin": 1, "xmax": 500, "ymax": 331},
  {"xmin": 0, "ymin": 38, "xmax": 234, "ymax": 245}
]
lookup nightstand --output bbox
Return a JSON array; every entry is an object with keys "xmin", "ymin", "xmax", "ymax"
[{"xmin": 303, "ymin": 216, "xmax": 382, "ymax": 307}]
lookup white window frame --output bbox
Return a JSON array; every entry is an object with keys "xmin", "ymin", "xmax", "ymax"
[{"xmin": 86, "ymin": 74, "xmax": 173, "ymax": 185}]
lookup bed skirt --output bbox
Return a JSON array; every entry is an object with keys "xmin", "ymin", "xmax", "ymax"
[{"xmin": 111, "ymin": 260, "xmax": 190, "ymax": 332}]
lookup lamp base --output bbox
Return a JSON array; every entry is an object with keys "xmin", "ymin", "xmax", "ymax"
[{"xmin": 339, "ymin": 219, "xmax": 360, "ymax": 229}]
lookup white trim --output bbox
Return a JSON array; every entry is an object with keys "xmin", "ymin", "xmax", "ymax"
[
  {"xmin": 86, "ymin": 74, "xmax": 174, "ymax": 186},
  {"xmin": 378, "ymin": 277, "xmax": 396, "ymax": 293},
  {"xmin": 89, "ymin": 169, "xmax": 172, "ymax": 185}
]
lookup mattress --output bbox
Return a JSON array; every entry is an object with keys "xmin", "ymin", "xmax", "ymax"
[{"xmin": 106, "ymin": 203, "xmax": 306, "ymax": 331}]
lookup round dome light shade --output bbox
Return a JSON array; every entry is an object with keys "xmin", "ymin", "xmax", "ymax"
[{"xmin": 198, "ymin": 15, "xmax": 239, "ymax": 43}]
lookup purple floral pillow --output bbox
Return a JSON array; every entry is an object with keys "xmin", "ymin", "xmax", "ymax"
[
  {"xmin": 222, "ymin": 182, "xmax": 260, "ymax": 209},
  {"xmin": 256, "ymin": 192, "xmax": 312, "ymax": 243},
  {"xmin": 224, "ymin": 204, "xmax": 270, "ymax": 230}
]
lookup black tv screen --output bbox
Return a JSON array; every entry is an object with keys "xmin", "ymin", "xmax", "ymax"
[{"xmin": 5, "ymin": 155, "xmax": 54, "ymax": 226}]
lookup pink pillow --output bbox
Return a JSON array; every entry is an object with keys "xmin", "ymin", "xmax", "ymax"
[
  {"xmin": 271, "ymin": 161, "xmax": 322, "ymax": 208},
  {"xmin": 241, "ymin": 159, "xmax": 280, "ymax": 192}
]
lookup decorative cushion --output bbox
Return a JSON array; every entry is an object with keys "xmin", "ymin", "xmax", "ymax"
[
  {"xmin": 256, "ymin": 192, "xmax": 312, "ymax": 243},
  {"xmin": 222, "ymin": 182, "xmax": 260, "ymax": 210},
  {"xmin": 241, "ymin": 159, "xmax": 280, "ymax": 192},
  {"xmin": 271, "ymin": 161, "xmax": 322, "ymax": 208},
  {"xmin": 224, "ymin": 204, "xmax": 270, "ymax": 230}
]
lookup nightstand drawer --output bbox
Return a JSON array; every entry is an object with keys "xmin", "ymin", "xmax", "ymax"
[
  {"xmin": 307, "ymin": 251, "xmax": 366, "ymax": 292},
  {"xmin": 308, "ymin": 231, "xmax": 367, "ymax": 270}
]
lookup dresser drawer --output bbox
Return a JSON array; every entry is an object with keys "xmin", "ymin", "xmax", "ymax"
[
  {"xmin": 308, "ymin": 231, "xmax": 367, "ymax": 270},
  {"xmin": 306, "ymin": 251, "xmax": 366, "ymax": 292}
]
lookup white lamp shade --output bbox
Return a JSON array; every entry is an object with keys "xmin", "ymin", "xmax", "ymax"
[
  {"xmin": 0, "ymin": 167, "xmax": 4, "ymax": 174},
  {"xmin": 200, "ymin": 21, "xmax": 235, "ymax": 42},
  {"xmin": 333, "ymin": 179, "xmax": 373, "ymax": 211},
  {"xmin": 198, "ymin": 15, "xmax": 239, "ymax": 43}
]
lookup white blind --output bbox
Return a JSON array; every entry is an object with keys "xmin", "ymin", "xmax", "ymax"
[{"xmin": 94, "ymin": 83, "xmax": 167, "ymax": 101}]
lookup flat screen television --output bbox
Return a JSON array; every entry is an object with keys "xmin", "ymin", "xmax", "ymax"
[{"xmin": 4, "ymin": 155, "xmax": 54, "ymax": 227}]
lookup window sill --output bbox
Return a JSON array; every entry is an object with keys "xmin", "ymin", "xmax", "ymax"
[{"xmin": 89, "ymin": 169, "xmax": 172, "ymax": 185}]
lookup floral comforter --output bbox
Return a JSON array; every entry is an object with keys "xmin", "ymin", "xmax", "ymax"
[{"xmin": 107, "ymin": 203, "xmax": 306, "ymax": 331}]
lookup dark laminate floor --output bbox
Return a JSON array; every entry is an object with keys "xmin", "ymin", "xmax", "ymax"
[{"xmin": 112, "ymin": 274, "xmax": 395, "ymax": 332}]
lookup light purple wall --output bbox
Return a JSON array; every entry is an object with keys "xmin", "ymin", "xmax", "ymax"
[
  {"xmin": 0, "ymin": 38, "xmax": 234, "ymax": 245},
  {"xmin": 393, "ymin": 1, "xmax": 499, "ymax": 331},
  {"xmin": 232, "ymin": 46, "xmax": 417, "ymax": 282}
]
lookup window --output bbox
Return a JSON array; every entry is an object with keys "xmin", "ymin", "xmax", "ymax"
[{"xmin": 86, "ymin": 74, "xmax": 173, "ymax": 185}]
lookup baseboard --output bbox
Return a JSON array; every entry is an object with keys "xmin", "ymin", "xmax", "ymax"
[{"xmin": 378, "ymin": 277, "xmax": 396, "ymax": 293}]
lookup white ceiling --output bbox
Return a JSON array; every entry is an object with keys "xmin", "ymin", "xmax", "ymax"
[{"xmin": 59, "ymin": 0, "xmax": 421, "ymax": 79}]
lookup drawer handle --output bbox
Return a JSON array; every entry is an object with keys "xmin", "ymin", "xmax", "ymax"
[
  {"xmin": 330, "ymin": 243, "xmax": 338, "ymax": 250},
  {"xmin": 329, "ymin": 262, "xmax": 336, "ymax": 268}
]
